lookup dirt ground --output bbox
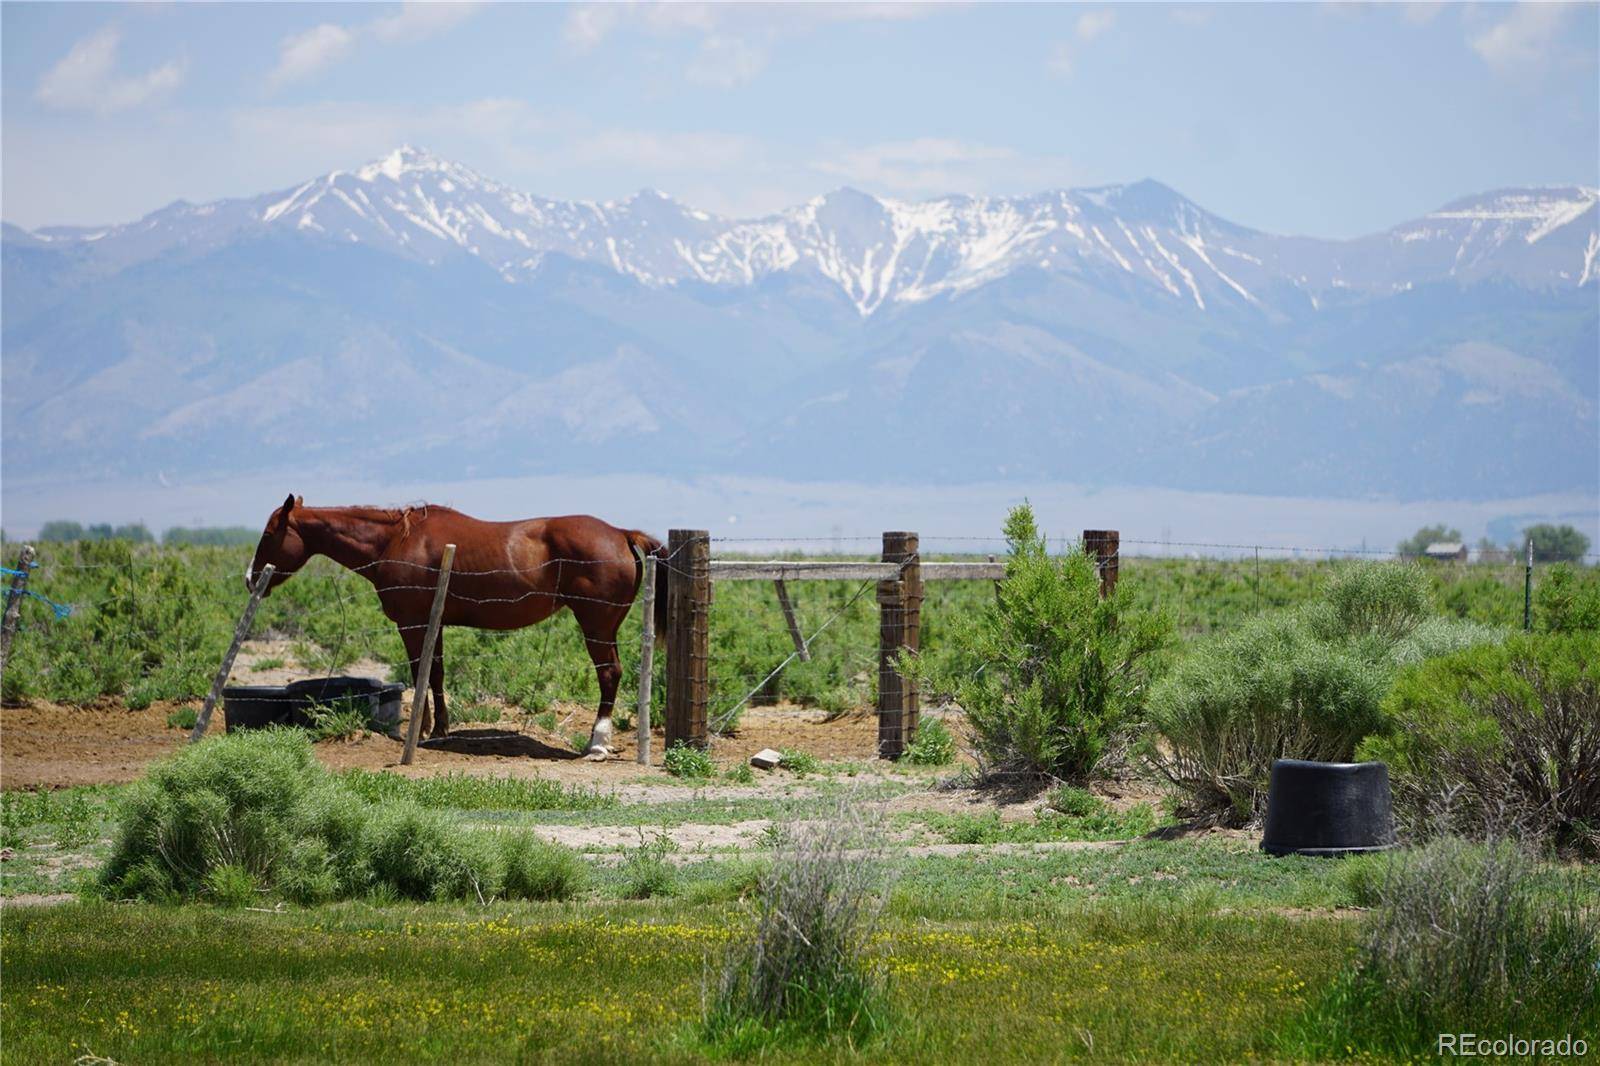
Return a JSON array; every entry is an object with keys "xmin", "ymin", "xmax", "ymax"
[
  {"xmin": 0, "ymin": 697, "xmax": 911, "ymax": 790},
  {"xmin": 0, "ymin": 635, "xmax": 913, "ymax": 789}
]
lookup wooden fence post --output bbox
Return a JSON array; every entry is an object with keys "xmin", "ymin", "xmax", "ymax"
[
  {"xmin": 877, "ymin": 531, "xmax": 921, "ymax": 759},
  {"xmin": 1083, "ymin": 529, "xmax": 1119, "ymax": 598},
  {"xmin": 635, "ymin": 555, "xmax": 658, "ymax": 765},
  {"xmin": 190, "ymin": 563, "xmax": 274, "ymax": 742},
  {"xmin": 401, "ymin": 544, "xmax": 455, "ymax": 766},
  {"xmin": 665, "ymin": 529, "xmax": 710, "ymax": 750},
  {"xmin": 0, "ymin": 544, "xmax": 38, "ymax": 692}
]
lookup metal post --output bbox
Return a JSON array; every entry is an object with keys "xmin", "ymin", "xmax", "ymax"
[
  {"xmin": 190, "ymin": 563, "xmax": 274, "ymax": 742},
  {"xmin": 635, "ymin": 555, "xmax": 657, "ymax": 765},
  {"xmin": 402, "ymin": 544, "xmax": 456, "ymax": 766},
  {"xmin": 0, "ymin": 544, "xmax": 38, "ymax": 691},
  {"xmin": 1254, "ymin": 546, "xmax": 1261, "ymax": 614},
  {"xmin": 1524, "ymin": 536, "xmax": 1534, "ymax": 632}
]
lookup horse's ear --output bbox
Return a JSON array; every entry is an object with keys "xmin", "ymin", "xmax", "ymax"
[
  {"xmin": 277, "ymin": 493, "xmax": 296, "ymax": 530},
  {"xmin": 295, "ymin": 495, "xmax": 304, "ymax": 507}
]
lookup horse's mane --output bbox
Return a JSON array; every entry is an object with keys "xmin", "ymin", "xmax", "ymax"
[{"xmin": 320, "ymin": 503, "xmax": 462, "ymax": 540}]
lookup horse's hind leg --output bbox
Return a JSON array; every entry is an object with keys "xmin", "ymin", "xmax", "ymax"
[
  {"xmin": 400, "ymin": 623, "xmax": 432, "ymax": 738},
  {"xmin": 575, "ymin": 606, "xmax": 626, "ymax": 759},
  {"xmin": 428, "ymin": 629, "xmax": 449, "ymax": 739}
]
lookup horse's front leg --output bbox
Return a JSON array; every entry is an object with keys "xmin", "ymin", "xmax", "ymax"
[{"xmin": 580, "ymin": 625, "xmax": 623, "ymax": 760}]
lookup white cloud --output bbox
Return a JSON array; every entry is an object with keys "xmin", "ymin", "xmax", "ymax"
[
  {"xmin": 35, "ymin": 26, "xmax": 185, "ymax": 115},
  {"xmin": 812, "ymin": 137, "xmax": 1077, "ymax": 200},
  {"xmin": 1471, "ymin": 2, "xmax": 1573, "ymax": 73},
  {"xmin": 686, "ymin": 35, "xmax": 769, "ymax": 88},
  {"xmin": 1051, "ymin": 8, "xmax": 1116, "ymax": 77},
  {"xmin": 373, "ymin": 2, "xmax": 484, "ymax": 44},
  {"xmin": 268, "ymin": 23, "xmax": 354, "ymax": 89},
  {"xmin": 1075, "ymin": 9, "xmax": 1116, "ymax": 42},
  {"xmin": 266, "ymin": 5, "xmax": 481, "ymax": 90}
]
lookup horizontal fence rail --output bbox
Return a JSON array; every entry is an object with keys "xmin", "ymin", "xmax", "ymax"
[{"xmin": 708, "ymin": 560, "xmax": 1008, "ymax": 582}]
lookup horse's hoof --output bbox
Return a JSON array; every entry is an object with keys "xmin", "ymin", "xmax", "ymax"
[{"xmin": 584, "ymin": 746, "xmax": 612, "ymax": 761}]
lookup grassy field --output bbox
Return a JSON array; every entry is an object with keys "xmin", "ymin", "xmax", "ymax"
[
  {"xmin": 4, "ymin": 540, "xmax": 1587, "ymax": 722},
  {"xmin": 3, "ymin": 898, "xmax": 1357, "ymax": 1064},
  {"xmin": 7, "ymin": 755, "xmax": 1598, "ymax": 1063}
]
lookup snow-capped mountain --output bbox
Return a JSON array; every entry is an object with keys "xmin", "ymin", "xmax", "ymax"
[
  {"xmin": 22, "ymin": 146, "xmax": 1597, "ymax": 315},
  {"xmin": 4, "ymin": 147, "xmax": 1595, "ymax": 500}
]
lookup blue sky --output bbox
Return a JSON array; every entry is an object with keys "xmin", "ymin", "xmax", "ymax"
[{"xmin": 3, "ymin": 2, "xmax": 1596, "ymax": 236}]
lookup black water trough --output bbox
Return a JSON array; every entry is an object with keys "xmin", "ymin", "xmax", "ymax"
[
  {"xmin": 222, "ymin": 685, "xmax": 297, "ymax": 733},
  {"xmin": 285, "ymin": 676, "xmax": 405, "ymax": 729},
  {"xmin": 1261, "ymin": 759, "xmax": 1396, "ymax": 857}
]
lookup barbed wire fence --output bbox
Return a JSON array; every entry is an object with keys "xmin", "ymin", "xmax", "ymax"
[{"xmin": 1, "ymin": 528, "xmax": 1595, "ymax": 764}]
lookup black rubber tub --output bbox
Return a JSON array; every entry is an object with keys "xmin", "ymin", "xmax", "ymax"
[
  {"xmin": 222, "ymin": 685, "xmax": 298, "ymax": 733},
  {"xmin": 285, "ymin": 676, "xmax": 405, "ymax": 729},
  {"xmin": 1261, "ymin": 759, "xmax": 1397, "ymax": 857}
]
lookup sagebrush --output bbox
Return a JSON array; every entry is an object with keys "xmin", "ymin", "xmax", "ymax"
[
  {"xmin": 1360, "ymin": 631, "xmax": 1600, "ymax": 856},
  {"xmin": 100, "ymin": 730, "xmax": 587, "ymax": 904},
  {"xmin": 1145, "ymin": 561, "xmax": 1501, "ymax": 824}
]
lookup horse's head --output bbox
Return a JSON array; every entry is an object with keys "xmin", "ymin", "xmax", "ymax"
[{"xmin": 246, "ymin": 494, "xmax": 306, "ymax": 595}]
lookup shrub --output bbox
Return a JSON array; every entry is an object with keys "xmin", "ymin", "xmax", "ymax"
[
  {"xmin": 1286, "ymin": 837, "xmax": 1599, "ymax": 1058},
  {"xmin": 1146, "ymin": 562, "xmax": 1501, "ymax": 824},
  {"xmin": 903, "ymin": 717, "xmax": 956, "ymax": 766},
  {"xmin": 701, "ymin": 802, "xmax": 893, "ymax": 1053},
  {"xmin": 1359, "ymin": 632, "xmax": 1600, "ymax": 857},
  {"xmin": 906, "ymin": 504, "xmax": 1170, "ymax": 784},
  {"xmin": 99, "ymin": 730, "xmax": 590, "ymax": 904},
  {"xmin": 501, "ymin": 833, "xmax": 588, "ymax": 901},
  {"xmin": 663, "ymin": 742, "xmax": 714, "ymax": 780},
  {"xmin": 1538, "ymin": 563, "xmax": 1600, "ymax": 633},
  {"xmin": 164, "ymin": 706, "xmax": 198, "ymax": 731},
  {"xmin": 617, "ymin": 833, "xmax": 677, "ymax": 899},
  {"xmin": 202, "ymin": 863, "xmax": 259, "ymax": 908},
  {"xmin": 1047, "ymin": 784, "xmax": 1101, "ymax": 818},
  {"xmin": 777, "ymin": 749, "xmax": 820, "ymax": 776}
]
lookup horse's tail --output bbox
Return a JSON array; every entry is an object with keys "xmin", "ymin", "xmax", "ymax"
[{"xmin": 625, "ymin": 530, "xmax": 670, "ymax": 637}]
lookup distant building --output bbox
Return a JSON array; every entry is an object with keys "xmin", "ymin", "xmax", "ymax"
[{"xmin": 1423, "ymin": 541, "xmax": 1468, "ymax": 562}]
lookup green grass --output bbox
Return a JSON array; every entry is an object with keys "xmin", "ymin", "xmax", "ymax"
[
  {"xmin": 337, "ymin": 770, "xmax": 615, "ymax": 813},
  {"xmin": 0, "ymin": 896, "xmax": 1355, "ymax": 1064},
  {"xmin": 164, "ymin": 706, "xmax": 198, "ymax": 730},
  {"xmin": 909, "ymin": 803, "xmax": 1164, "ymax": 845}
]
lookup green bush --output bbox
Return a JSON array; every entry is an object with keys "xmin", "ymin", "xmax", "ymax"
[
  {"xmin": 501, "ymin": 833, "xmax": 588, "ymax": 901},
  {"xmin": 99, "ymin": 730, "xmax": 590, "ymax": 904},
  {"xmin": 1146, "ymin": 562, "xmax": 1501, "ymax": 824},
  {"xmin": 904, "ymin": 717, "xmax": 957, "ymax": 766},
  {"xmin": 1537, "ymin": 563, "xmax": 1600, "ymax": 633},
  {"xmin": 664, "ymin": 742, "xmax": 715, "ymax": 780},
  {"xmin": 1286, "ymin": 837, "xmax": 1599, "ymax": 1058},
  {"xmin": 701, "ymin": 804, "xmax": 892, "ymax": 1053},
  {"xmin": 906, "ymin": 505, "xmax": 1170, "ymax": 784},
  {"xmin": 777, "ymin": 749, "xmax": 820, "ymax": 776},
  {"xmin": 617, "ymin": 834, "xmax": 677, "ymax": 899},
  {"xmin": 1359, "ymin": 632, "xmax": 1600, "ymax": 857}
]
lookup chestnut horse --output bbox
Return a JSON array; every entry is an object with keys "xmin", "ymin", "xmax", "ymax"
[{"xmin": 247, "ymin": 496, "xmax": 666, "ymax": 757}]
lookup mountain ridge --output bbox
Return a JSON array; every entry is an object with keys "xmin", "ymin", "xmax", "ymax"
[{"xmin": 3, "ymin": 146, "xmax": 1595, "ymax": 502}]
